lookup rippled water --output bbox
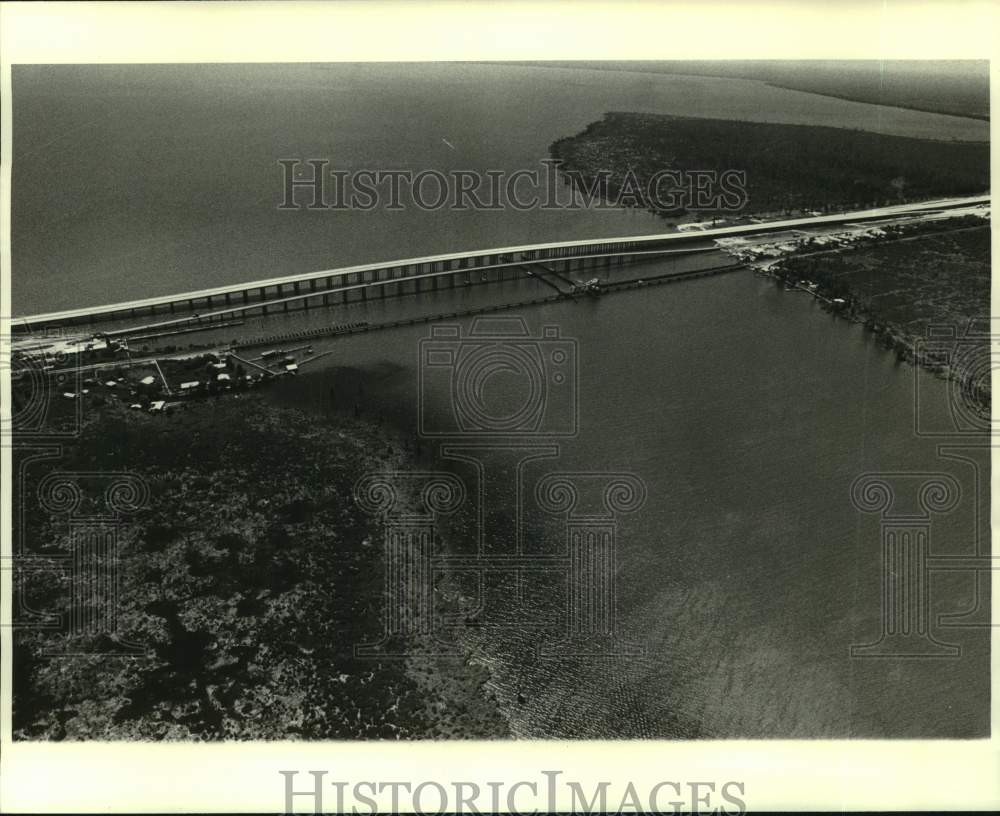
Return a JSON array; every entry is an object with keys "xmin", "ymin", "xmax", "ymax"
[
  {"xmin": 267, "ymin": 263, "xmax": 990, "ymax": 738},
  {"xmin": 13, "ymin": 63, "xmax": 990, "ymax": 738}
]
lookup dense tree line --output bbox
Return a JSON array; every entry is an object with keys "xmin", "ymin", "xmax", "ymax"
[{"xmin": 551, "ymin": 113, "xmax": 989, "ymax": 217}]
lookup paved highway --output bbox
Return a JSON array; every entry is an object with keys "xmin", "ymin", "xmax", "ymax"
[{"xmin": 12, "ymin": 194, "xmax": 990, "ymax": 331}]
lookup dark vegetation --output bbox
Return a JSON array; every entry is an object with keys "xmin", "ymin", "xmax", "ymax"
[
  {"xmin": 13, "ymin": 395, "xmax": 507, "ymax": 739},
  {"xmin": 775, "ymin": 224, "xmax": 991, "ymax": 408},
  {"xmin": 550, "ymin": 112, "xmax": 989, "ymax": 218}
]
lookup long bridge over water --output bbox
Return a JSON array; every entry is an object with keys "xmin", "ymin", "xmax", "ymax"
[{"xmin": 12, "ymin": 195, "xmax": 989, "ymax": 336}]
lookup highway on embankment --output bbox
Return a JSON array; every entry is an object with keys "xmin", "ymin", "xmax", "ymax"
[{"xmin": 12, "ymin": 194, "xmax": 990, "ymax": 335}]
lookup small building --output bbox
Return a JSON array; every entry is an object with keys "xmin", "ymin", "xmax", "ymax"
[
  {"xmin": 179, "ymin": 380, "xmax": 201, "ymax": 391},
  {"xmin": 62, "ymin": 392, "xmax": 77, "ymax": 400},
  {"xmin": 104, "ymin": 380, "xmax": 117, "ymax": 388},
  {"xmin": 285, "ymin": 363, "xmax": 299, "ymax": 374},
  {"xmin": 149, "ymin": 400, "xmax": 166, "ymax": 413},
  {"xmin": 140, "ymin": 375, "xmax": 157, "ymax": 386},
  {"xmin": 209, "ymin": 362, "xmax": 227, "ymax": 370},
  {"xmin": 129, "ymin": 403, "xmax": 142, "ymax": 410},
  {"xmin": 216, "ymin": 372, "xmax": 231, "ymax": 382}
]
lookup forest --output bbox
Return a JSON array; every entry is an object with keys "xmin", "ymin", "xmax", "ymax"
[{"xmin": 550, "ymin": 112, "xmax": 990, "ymax": 218}]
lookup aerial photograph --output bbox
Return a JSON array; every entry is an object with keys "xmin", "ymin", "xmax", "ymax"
[{"xmin": 8, "ymin": 58, "xmax": 991, "ymax": 743}]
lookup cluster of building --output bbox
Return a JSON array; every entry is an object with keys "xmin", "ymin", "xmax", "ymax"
[
  {"xmin": 57, "ymin": 350, "xmax": 276, "ymax": 416},
  {"xmin": 714, "ymin": 224, "xmax": 890, "ymax": 270}
]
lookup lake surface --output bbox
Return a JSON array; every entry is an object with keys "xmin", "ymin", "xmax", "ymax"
[
  {"xmin": 264, "ymin": 262, "xmax": 990, "ymax": 738},
  {"xmin": 12, "ymin": 63, "xmax": 990, "ymax": 737},
  {"xmin": 11, "ymin": 63, "xmax": 989, "ymax": 315}
]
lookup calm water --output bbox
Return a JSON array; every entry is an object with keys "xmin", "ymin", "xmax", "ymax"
[
  {"xmin": 267, "ymin": 265, "xmax": 990, "ymax": 738},
  {"xmin": 13, "ymin": 64, "xmax": 990, "ymax": 737},
  {"xmin": 11, "ymin": 63, "xmax": 989, "ymax": 314}
]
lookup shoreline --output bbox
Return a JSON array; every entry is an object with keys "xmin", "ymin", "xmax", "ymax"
[
  {"xmin": 760, "ymin": 226, "xmax": 991, "ymax": 415},
  {"xmin": 549, "ymin": 112, "xmax": 989, "ymax": 224},
  {"xmin": 262, "ymin": 364, "xmax": 514, "ymax": 739}
]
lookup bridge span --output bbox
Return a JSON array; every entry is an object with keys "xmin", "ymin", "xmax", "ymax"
[{"xmin": 12, "ymin": 195, "xmax": 989, "ymax": 334}]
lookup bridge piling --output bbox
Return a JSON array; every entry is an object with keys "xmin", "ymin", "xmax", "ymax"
[{"xmin": 17, "ymin": 197, "xmax": 988, "ymax": 337}]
